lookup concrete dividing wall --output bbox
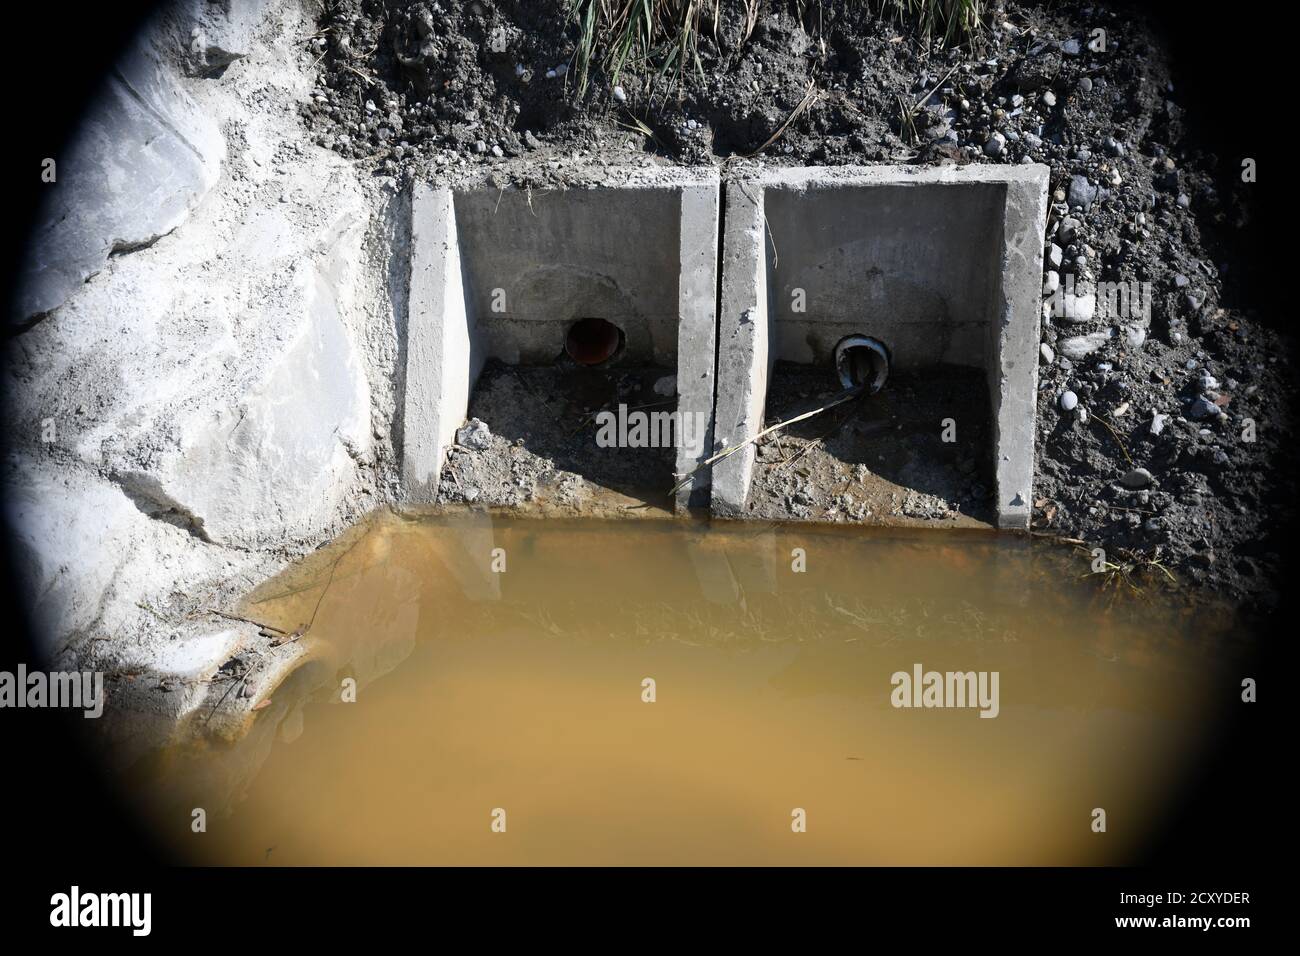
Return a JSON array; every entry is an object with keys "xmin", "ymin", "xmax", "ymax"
[
  {"xmin": 712, "ymin": 165, "xmax": 1049, "ymax": 529},
  {"xmin": 402, "ymin": 169, "xmax": 720, "ymax": 510}
]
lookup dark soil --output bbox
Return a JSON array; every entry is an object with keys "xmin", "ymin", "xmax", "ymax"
[{"xmin": 305, "ymin": 1, "xmax": 1291, "ymax": 603}]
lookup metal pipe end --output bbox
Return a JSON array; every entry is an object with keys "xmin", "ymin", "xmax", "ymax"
[{"xmin": 834, "ymin": 335, "xmax": 891, "ymax": 393}]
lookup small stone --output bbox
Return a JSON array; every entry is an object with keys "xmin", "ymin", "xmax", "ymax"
[
  {"xmin": 1040, "ymin": 343, "xmax": 1055, "ymax": 364},
  {"xmin": 1047, "ymin": 243, "xmax": 1063, "ymax": 269},
  {"xmin": 1078, "ymin": 76, "xmax": 1093, "ymax": 93},
  {"xmin": 1042, "ymin": 270, "xmax": 1060, "ymax": 295},
  {"xmin": 612, "ymin": 85, "xmax": 627, "ymax": 102},
  {"xmin": 984, "ymin": 132, "xmax": 1006, "ymax": 157},
  {"xmin": 1188, "ymin": 397, "xmax": 1218, "ymax": 420},
  {"xmin": 457, "ymin": 418, "xmax": 492, "ymax": 450},
  {"xmin": 1060, "ymin": 390, "xmax": 1078, "ymax": 411},
  {"xmin": 1061, "ymin": 38, "xmax": 1082, "ymax": 55},
  {"xmin": 1058, "ymin": 217, "xmax": 1080, "ymax": 245},
  {"xmin": 1068, "ymin": 174, "xmax": 1098, "ymax": 209},
  {"xmin": 1120, "ymin": 467, "xmax": 1154, "ymax": 489},
  {"xmin": 1041, "ymin": 90, "xmax": 1057, "ymax": 107}
]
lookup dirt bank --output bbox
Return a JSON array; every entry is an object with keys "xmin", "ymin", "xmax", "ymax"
[{"xmin": 301, "ymin": 0, "xmax": 1290, "ymax": 602}]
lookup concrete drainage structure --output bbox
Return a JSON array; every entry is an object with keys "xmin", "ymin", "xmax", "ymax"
[
  {"xmin": 401, "ymin": 168, "xmax": 721, "ymax": 510},
  {"xmin": 711, "ymin": 165, "xmax": 1050, "ymax": 530},
  {"xmin": 2, "ymin": 3, "xmax": 1051, "ymax": 738},
  {"xmin": 402, "ymin": 165, "xmax": 1050, "ymax": 527}
]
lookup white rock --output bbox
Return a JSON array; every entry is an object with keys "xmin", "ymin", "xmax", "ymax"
[
  {"xmin": 1064, "ymin": 291, "xmax": 1097, "ymax": 323},
  {"xmin": 1058, "ymin": 330, "xmax": 1110, "ymax": 360},
  {"xmin": 15, "ymin": 34, "xmax": 223, "ymax": 319}
]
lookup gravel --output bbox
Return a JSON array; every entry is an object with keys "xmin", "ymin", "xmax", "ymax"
[{"xmin": 299, "ymin": 0, "xmax": 1290, "ymax": 601}]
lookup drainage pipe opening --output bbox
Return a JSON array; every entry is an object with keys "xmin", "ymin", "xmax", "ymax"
[
  {"xmin": 834, "ymin": 335, "xmax": 891, "ymax": 394},
  {"xmin": 565, "ymin": 317, "xmax": 624, "ymax": 366}
]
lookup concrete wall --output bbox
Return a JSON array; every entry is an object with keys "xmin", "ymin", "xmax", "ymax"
[
  {"xmin": 402, "ymin": 169, "xmax": 720, "ymax": 510},
  {"xmin": 453, "ymin": 186, "xmax": 682, "ymax": 365},
  {"xmin": 763, "ymin": 179, "xmax": 1004, "ymax": 367},
  {"xmin": 712, "ymin": 165, "xmax": 1049, "ymax": 529}
]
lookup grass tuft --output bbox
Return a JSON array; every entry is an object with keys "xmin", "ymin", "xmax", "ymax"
[
  {"xmin": 873, "ymin": 1, "xmax": 985, "ymax": 48},
  {"xmin": 566, "ymin": 2, "xmax": 984, "ymax": 98},
  {"xmin": 568, "ymin": 0, "xmax": 713, "ymax": 95}
]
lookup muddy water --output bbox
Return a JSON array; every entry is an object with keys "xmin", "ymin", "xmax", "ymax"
[{"xmin": 127, "ymin": 511, "xmax": 1241, "ymax": 865}]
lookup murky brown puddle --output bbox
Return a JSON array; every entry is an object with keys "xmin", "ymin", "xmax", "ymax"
[{"xmin": 124, "ymin": 511, "xmax": 1242, "ymax": 865}]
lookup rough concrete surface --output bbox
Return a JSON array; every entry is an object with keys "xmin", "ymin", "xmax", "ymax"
[
  {"xmin": 712, "ymin": 165, "xmax": 1049, "ymax": 529},
  {"xmin": 402, "ymin": 168, "xmax": 719, "ymax": 511},
  {"xmin": 16, "ymin": 23, "xmax": 223, "ymax": 319},
  {"xmin": 4, "ymin": 0, "xmax": 406, "ymax": 737}
]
